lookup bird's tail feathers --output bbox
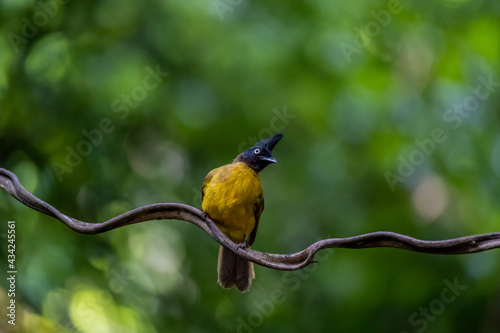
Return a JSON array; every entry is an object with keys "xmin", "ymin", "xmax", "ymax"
[{"xmin": 217, "ymin": 245, "xmax": 254, "ymax": 292}]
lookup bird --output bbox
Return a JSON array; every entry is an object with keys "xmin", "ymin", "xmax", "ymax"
[{"xmin": 201, "ymin": 133, "xmax": 283, "ymax": 292}]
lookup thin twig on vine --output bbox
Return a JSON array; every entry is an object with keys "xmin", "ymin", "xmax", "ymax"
[{"xmin": 1, "ymin": 168, "xmax": 500, "ymax": 271}]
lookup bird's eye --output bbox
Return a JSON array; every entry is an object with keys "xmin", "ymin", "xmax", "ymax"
[{"xmin": 253, "ymin": 148, "xmax": 261, "ymax": 155}]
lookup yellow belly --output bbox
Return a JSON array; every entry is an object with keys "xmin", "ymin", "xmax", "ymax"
[{"xmin": 202, "ymin": 162, "xmax": 262, "ymax": 243}]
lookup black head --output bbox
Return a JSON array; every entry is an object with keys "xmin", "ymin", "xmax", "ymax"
[{"xmin": 234, "ymin": 134, "xmax": 283, "ymax": 172}]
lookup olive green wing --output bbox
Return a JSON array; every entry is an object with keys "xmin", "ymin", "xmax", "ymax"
[
  {"xmin": 249, "ymin": 192, "xmax": 264, "ymax": 246},
  {"xmin": 201, "ymin": 169, "xmax": 215, "ymax": 203}
]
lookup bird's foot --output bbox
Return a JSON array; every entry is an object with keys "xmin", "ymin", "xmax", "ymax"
[{"xmin": 236, "ymin": 239, "xmax": 248, "ymax": 251}]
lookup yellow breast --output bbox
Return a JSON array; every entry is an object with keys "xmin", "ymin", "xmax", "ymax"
[{"xmin": 202, "ymin": 162, "xmax": 262, "ymax": 243}]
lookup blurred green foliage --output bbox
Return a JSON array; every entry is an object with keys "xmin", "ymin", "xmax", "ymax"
[{"xmin": 1, "ymin": 0, "xmax": 500, "ymax": 332}]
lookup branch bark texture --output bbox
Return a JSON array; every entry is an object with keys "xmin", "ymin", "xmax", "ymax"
[{"xmin": 2, "ymin": 168, "xmax": 500, "ymax": 271}]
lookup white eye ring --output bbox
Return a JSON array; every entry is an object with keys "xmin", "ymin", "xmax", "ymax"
[{"xmin": 253, "ymin": 148, "xmax": 261, "ymax": 155}]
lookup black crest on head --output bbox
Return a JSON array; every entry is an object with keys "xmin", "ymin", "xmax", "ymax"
[{"xmin": 256, "ymin": 133, "xmax": 283, "ymax": 153}]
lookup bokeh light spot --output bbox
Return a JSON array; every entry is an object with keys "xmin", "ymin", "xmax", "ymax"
[{"xmin": 411, "ymin": 175, "xmax": 449, "ymax": 222}]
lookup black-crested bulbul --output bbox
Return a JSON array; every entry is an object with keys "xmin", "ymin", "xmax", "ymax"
[{"xmin": 201, "ymin": 133, "xmax": 283, "ymax": 292}]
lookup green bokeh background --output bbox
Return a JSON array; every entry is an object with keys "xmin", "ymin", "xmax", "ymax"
[{"xmin": 1, "ymin": 0, "xmax": 500, "ymax": 332}]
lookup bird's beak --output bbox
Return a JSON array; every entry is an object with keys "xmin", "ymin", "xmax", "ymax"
[{"xmin": 259, "ymin": 156, "xmax": 277, "ymax": 164}]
